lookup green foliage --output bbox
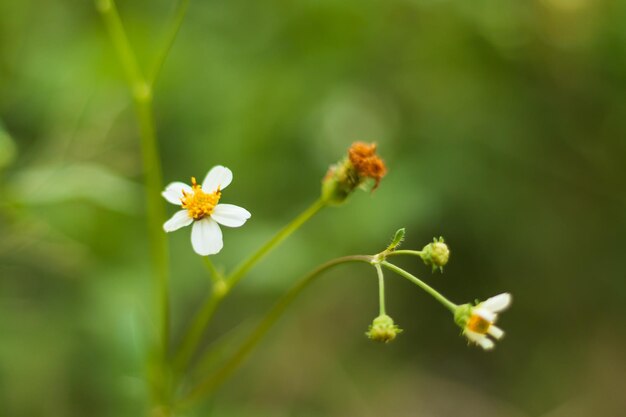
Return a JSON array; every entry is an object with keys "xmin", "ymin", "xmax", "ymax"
[{"xmin": 2, "ymin": 0, "xmax": 626, "ymax": 416}]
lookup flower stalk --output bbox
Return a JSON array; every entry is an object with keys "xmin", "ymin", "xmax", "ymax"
[
  {"xmin": 375, "ymin": 263, "xmax": 386, "ymax": 315},
  {"xmin": 178, "ymin": 255, "xmax": 372, "ymax": 407},
  {"xmin": 202, "ymin": 256, "xmax": 223, "ymax": 285},
  {"xmin": 94, "ymin": 4, "xmax": 511, "ymax": 405},
  {"xmin": 97, "ymin": 0, "xmax": 170, "ymax": 356},
  {"xmin": 380, "ymin": 261, "xmax": 457, "ymax": 313},
  {"xmin": 174, "ymin": 197, "xmax": 326, "ymax": 374},
  {"xmin": 96, "ymin": 0, "xmax": 192, "ymax": 408},
  {"xmin": 227, "ymin": 198, "xmax": 326, "ymax": 289}
]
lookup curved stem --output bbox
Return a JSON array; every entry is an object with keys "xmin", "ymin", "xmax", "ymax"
[
  {"xmin": 174, "ymin": 198, "xmax": 326, "ymax": 373},
  {"xmin": 380, "ymin": 261, "xmax": 457, "ymax": 313},
  {"xmin": 178, "ymin": 255, "xmax": 373, "ymax": 407},
  {"xmin": 149, "ymin": 0, "xmax": 191, "ymax": 86}
]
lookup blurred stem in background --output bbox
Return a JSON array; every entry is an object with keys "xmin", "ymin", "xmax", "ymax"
[
  {"xmin": 149, "ymin": 0, "xmax": 190, "ymax": 86},
  {"xmin": 95, "ymin": 1, "xmax": 397, "ymax": 414},
  {"xmin": 174, "ymin": 198, "xmax": 326, "ymax": 375},
  {"xmin": 95, "ymin": 0, "xmax": 329, "ymax": 410},
  {"xmin": 96, "ymin": 0, "xmax": 191, "ymax": 409}
]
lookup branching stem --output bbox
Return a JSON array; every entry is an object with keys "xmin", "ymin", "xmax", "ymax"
[{"xmin": 179, "ymin": 255, "xmax": 372, "ymax": 407}]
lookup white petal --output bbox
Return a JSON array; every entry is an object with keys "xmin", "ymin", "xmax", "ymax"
[
  {"xmin": 465, "ymin": 330, "xmax": 495, "ymax": 350},
  {"xmin": 464, "ymin": 329, "xmax": 484, "ymax": 343},
  {"xmin": 211, "ymin": 204, "xmax": 251, "ymax": 228},
  {"xmin": 162, "ymin": 182, "xmax": 192, "ymax": 205},
  {"xmin": 191, "ymin": 218, "xmax": 223, "ymax": 256},
  {"xmin": 481, "ymin": 293, "xmax": 512, "ymax": 313},
  {"xmin": 474, "ymin": 307, "xmax": 496, "ymax": 323},
  {"xmin": 202, "ymin": 166, "xmax": 233, "ymax": 192},
  {"xmin": 477, "ymin": 337, "xmax": 495, "ymax": 350},
  {"xmin": 488, "ymin": 325, "xmax": 505, "ymax": 340},
  {"xmin": 163, "ymin": 210, "xmax": 193, "ymax": 232}
]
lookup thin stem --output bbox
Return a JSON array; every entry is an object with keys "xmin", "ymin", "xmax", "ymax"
[
  {"xmin": 386, "ymin": 249, "xmax": 423, "ymax": 258},
  {"xmin": 178, "ymin": 255, "xmax": 372, "ymax": 407},
  {"xmin": 174, "ymin": 198, "xmax": 326, "ymax": 373},
  {"xmin": 149, "ymin": 0, "xmax": 191, "ymax": 86},
  {"xmin": 96, "ymin": 0, "xmax": 171, "ymax": 403},
  {"xmin": 375, "ymin": 263, "xmax": 386, "ymax": 315},
  {"xmin": 95, "ymin": 0, "xmax": 143, "ymax": 88},
  {"xmin": 192, "ymin": 319, "xmax": 255, "ymax": 379},
  {"xmin": 381, "ymin": 261, "xmax": 457, "ymax": 313},
  {"xmin": 174, "ymin": 291, "xmax": 224, "ymax": 373},
  {"xmin": 135, "ymin": 91, "xmax": 170, "ymax": 355},
  {"xmin": 226, "ymin": 198, "xmax": 326, "ymax": 288},
  {"xmin": 202, "ymin": 256, "xmax": 222, "ymax": 284}
]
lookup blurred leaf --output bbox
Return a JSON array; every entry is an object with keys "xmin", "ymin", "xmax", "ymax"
[
  {"xmin": 9, "ymin": 163, "xmax": 142, "ymax": 214},
  {"xmin": 0, "ymin": 120, "xmax": 17, "ymax": 169}
]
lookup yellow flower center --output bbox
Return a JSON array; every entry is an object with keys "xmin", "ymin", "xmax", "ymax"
[
  {"xmin": 466, "ymin": 314, "xmax": 491, "ymax": 334},
  {"xmin": 181, "ymin": 177, "xmax": 221, "ymax": 220}
]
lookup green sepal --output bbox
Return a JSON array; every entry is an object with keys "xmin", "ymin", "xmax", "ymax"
[
  {"xmin": 421, "ymin": 236, "xmax": 450, "ymax": 274},
  {"xmin": 454, "ymin": 304, "xmax": 473, "ymax": 328}
]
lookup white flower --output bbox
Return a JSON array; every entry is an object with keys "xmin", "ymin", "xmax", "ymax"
[
  {"xmin": 462, "ymin": 293, "xmax": 511, "ymax": 350},
  {"xmin": 162, "ymin": 165, "xmax": 251, "ymax": 256}
]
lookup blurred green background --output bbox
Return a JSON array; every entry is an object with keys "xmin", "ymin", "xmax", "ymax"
[{"xmin": 2, "ymin": 0, "xmax": 626, "ymax": 416}]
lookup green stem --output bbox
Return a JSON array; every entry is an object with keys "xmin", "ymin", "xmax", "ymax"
[
  {"xmin": 380, "ymin": 261, "xmax": 457, "ymax": 313},
  {"xmin": 96, "ymin": 0, "xmax": 171, "ymax": 403},
  {"xmin": 202, "ymin": 256, "xmax": 222, "ymax": 284},
  {"xmin": 95, "ymin": 0, "xmax": 143, "ymax": 89},
  {"xmin": 174, "ymin": 198, "xmax": 326, "ymax": 373},
  {"xmin": 375, "ymin": 263, "xmax": 386, "ymax": 315},
  {"xmin": 386, "ymin": 249, "xmax": 423, "ymax": 258},
  {"xmin": 149, "ymin": 0, "xmax": 191, "ymax": 86},
  {"xmin": 135, "ymin": 90, "xmax": 170, "ymax": 355},
  {"xmin": 173, "ymin": 290, "xmax": 224, "ymax": 373},
  {"xmin": 178, "ymin": 255, "xmax": 372, "ymax": 407},
  {"xmin": 226, "ymin": 198, "xmax": 326, "ymax": 288}
]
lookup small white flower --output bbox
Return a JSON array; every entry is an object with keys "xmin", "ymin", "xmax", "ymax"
[
  {"xmin": 462, "ymin": 293, "xmax": 511, "ymax": 350},
  {"xmin": 162, "ymin": 165, "xmax": 251, "ymax": 256}
]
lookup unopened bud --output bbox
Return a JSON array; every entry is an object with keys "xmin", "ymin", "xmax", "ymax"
[
  {"xmin": 421, "ymin": 237, "xmax": 450, "ymax": 273},
  {"xmin": 366, "ymin": 314, "xmax": 403, "ymax": 343}
]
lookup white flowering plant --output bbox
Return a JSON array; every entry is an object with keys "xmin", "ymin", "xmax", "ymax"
[{"xmin": 95, "ymin": 1, "xmax": 512, "ymax": 415}]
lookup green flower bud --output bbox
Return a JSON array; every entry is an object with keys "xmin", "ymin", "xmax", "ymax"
[
  {"xmin": 366, "ymin": 314, "xmax": 403, "ymax": 343},
  {"xmin": 321, "ymin": 158, "xmax": 360, "ymax": 206},
  {"xmin": 421, "ymin": 237, "xmax": 450, "ymax": 273}
]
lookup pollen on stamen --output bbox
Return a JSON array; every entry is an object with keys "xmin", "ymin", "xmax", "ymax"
[
  {"xmin": 180, "ymin": 176, "xmax": 221, "ymax": 220},
  {"xmin": 467, "ymin": 314, "xmax": 491, "ymax": 334}
]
